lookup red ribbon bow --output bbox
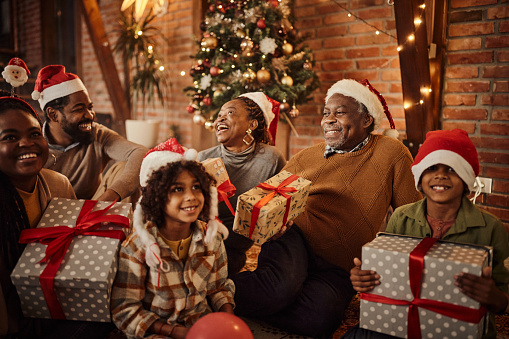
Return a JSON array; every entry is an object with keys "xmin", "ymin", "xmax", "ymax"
[
  {"xmin": 217, "ymin": 179, "xmax": 237, "ymax": 216},
  {"xmin": 18, "ymin": 200, "xmax": 130, "ymax": 319},
  {"xmin": 249, "ymin": 174, "xmax": 299, "ymax": 239},
  {"xmin": 360, "ymin": 237, "xmax": 487, "ymax": 339}
]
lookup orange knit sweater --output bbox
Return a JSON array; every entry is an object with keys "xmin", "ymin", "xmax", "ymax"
[{"xmin": 283, "ymin": 134, "xmax": 421, "ymax": 272}]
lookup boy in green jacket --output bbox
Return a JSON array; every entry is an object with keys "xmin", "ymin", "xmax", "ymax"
[{"xmin": 348, "ymin": 129, "xmax": 509, "ymax": 339}]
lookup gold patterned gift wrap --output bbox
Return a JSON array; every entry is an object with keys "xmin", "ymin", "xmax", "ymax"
[{"xmin": 232, "ymin": 170, "xmax": 311, "ymax": 245}]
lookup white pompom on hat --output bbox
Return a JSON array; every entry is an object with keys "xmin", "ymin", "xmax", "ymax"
[
  {"xmin": 411, "ymin": 129, "xmax": 480, "ymax": 192},
  {"xmin": 31, "ymin": 65, "xmax": 87, "ymax": 111},
  {"xmin": 133, "ymin": 138, "xmax": 228, "ymax": 271},
  {"xmin": 325, "ymin": 79, "xmax": 398, "ymax": 138},
  {"xmin": 239, "ymin": 92, "xmax": 280, "ymax": 144}
]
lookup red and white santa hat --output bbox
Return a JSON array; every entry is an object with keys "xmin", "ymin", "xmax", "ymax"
[
  {"xmin": 239, "ymin": 92, "xmax": 280, "ymax": 145},
  {"xmin": 325, "ymin": 79, "xmax": 398, "ymax": 138},
  {"xmin": 134, "ymin": 138, "xmax": 228, "ymax": 270},
  {"xmin": 2, "ymin": 57, "xmax": 31, "ymax": 88},
  {"xmin": 31, "ymin": 65, "xmax": 87, "ymax": 110},
  {"xmin": 411, "ymin": 129, "xmax": 479, "ymax": 192}
]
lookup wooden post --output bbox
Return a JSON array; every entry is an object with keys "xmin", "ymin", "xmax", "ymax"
[
  {"xmin": 80, "ymin": 0, "xmax": 129, "ymax": 136},
  {"xmin": 394, "ymin": 0, "xmax": 435, "ymax": 157}
]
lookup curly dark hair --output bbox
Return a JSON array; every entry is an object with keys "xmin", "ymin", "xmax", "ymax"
[
  {"xmin": 0, "ymin": 90, "xmax": 42, "ymax": 126},
  {"xmin": 43, "ymin": 95, "xmax": 70, "ymax": 120},
  {"xmin": 235, "ymin": 96, "xmax": 272, "ymax": 144},
  {"xmin": 140, "ymin": 161, "xmax": 216, "ymax": 228}
]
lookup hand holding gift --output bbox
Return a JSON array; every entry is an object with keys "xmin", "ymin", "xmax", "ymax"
[{"xmin": 350, "ymin": 257, "xmax": 380, "ymax": 293}]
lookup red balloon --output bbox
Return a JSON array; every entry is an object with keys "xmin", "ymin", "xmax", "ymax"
[{"xmin": 187, "ymin": 313, "xmax": 253, "ymax": 339}]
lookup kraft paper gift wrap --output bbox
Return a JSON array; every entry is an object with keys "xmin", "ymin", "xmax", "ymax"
[
  {"xmin": 201, "ymin": 157, "xmax": 230, "ymax": 186},
  {"xmin": 359, "ymin": 233, "xmax": 490, "ymax": 339},
  {"xmin": 10, "ymin": 198, "xmax": 131, "ymax": 322},
  {"xmin": 232, "ymin": 170, "xmax": 311, "ymax": 245}
]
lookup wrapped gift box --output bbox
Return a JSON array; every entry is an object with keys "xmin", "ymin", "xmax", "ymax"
[
  {"xmin": 202, "ymin": 158, "xmax": 229, "ymax": 186},
  {"xmin": 10, "ymin": 197, "xmax": 131, "ymax": 322},
  {"xmin": 359, "ymin": 233, "xmax": 491, "ymax": 339},
  {"xmin": 233, "ymin": 170, "xmax": 311, "ymax": 245}
]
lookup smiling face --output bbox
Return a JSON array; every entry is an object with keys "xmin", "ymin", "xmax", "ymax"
[
  {"xmin": 163, "ymin": 169, "xmax": 205, "ymax": 229},
  {"xmin": 214, "ymin": 98, "xmax": 257, "ymax": 151},
  {"xmin": 321, "ymin": 93, "xmax": 373, "ymax": 151},
  {"xmin": 420, "ymin": 164, "xmax": 466, "ymax": 206},
  {"xmin": 0, "ymin": 109, "xmax": 48, "ymax": 190},
  {"xmin": 54, "ymin": 91, "xmax": 95, "ymax": 144}
]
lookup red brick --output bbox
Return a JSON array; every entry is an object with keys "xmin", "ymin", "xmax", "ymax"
[
  {"xmin": 346, "ymin": 47, "xmax": 380, "ymax": 58},
  {"xmin": 449, "ymin": 23, "xmax": 494, "ymax": 37},
  {"xmin": 451, "ymin": 0, "xmax": 497, "ymax": 8},
  {"xmin": 481, "ymin": 94, "xmax": 509, "ymax": 106},
  {"xmin": 295, "ymin": 6, "xmax": 317, "ymax": 16},
  {"xmin": 480, "ymin": 206, "xmax": 509, "ymax": 222},
  {"xmin": 497, "ymin": 51, "xmax": 509, "ymax": 62},
  {"xmin": 356, "ymin": 58, "xmax": 390, "ymax": 69},
  {"xmin": 486, "ymin": 194, "xmax": 509, "ymax": 209},
  {"xmin": 381, "ymin": 69, "xmax": 401, "ymax": 81},
  {"xmin": 487, "ymin": 5, "xmax": 509, "ymax": 19},
  {"xmin": 322, "ymin": 60, "xmax": 355, "ymax": 71},
  {"xmin": 480, "ymin": 123, "xmax": 509, "ymax": 135},
  {"xmin": 442, "ymin": 122, "xmax": 476, "ymax": 134},
  {"xmin": 344, "ymin": 70, "xmax": 378, "ymax": 80},
  {"xmin": 316, "ymin": 3, "xmax": 340, "ymax": 15},
  {"xmin": 450, "ymin": 10, "xmax": 483, "ymax": 23},
  {"xmin": 485, "ymin": 166, "xmax": 509, "ymax": 180},
  {"xmin": 501, "ymin": 21, "xmax": 509, "ymax": 33},
  {"xmin": 448, "ymin": 38, "xmax": 482, "ymax": 51},
  {"xmin": 357, "ymin": 7, "xmax": 393, "ymax": 19},
  {"xmin": 483, "ymin": 66, "xmax": 509, "ymax": 78},
  {"xmin": 390, "ymin": 58, "xmax": 400, "ymax": 68},
  {"xmin": 295, "ymin": 17, "xmax": 323, "ymax": 29},
  {"xmin": 323, "ymin": 12, "xmax": 355, "ymax": 25},
  {"xmin": 486, "ymin": 36, "xmax": 509, "ymax": 48},
  {"xmin": 349, "ymin": 21, "xmax": 384, "ymax": 34},
  {"xmin": 390, "ymin": 107, "xmax": 405, "ymax": 119},
  {"xmin": 314, "ymin": 49, "xmax": 346, "ymax": 61},
  {"xmin": 382, "ymin": 46, "xmax": 399, "ymax": 56},
  {"xmin": 495, "ymin": 81, "xmax": 509, "ymax": 92},
  {"xmin": 390, "ymin": 83, "xmax": 402, "ymax": 93},
  {"xmin": 493, "ymin": 180, "xmax": 509, "ymax": 193},
  {"xmin": 445, "ymin": 81, "xmax": 490, "ymax": 92},
  {"xmin": 443, "ymin": 94, "xmax": 477, "ymax": 106},
  {"xmin": 470, "ymin": 136, "xmax": 509, "ymax": 150},
  {"xmin": 355, "ymin": 34, "xmax": 391, "ymax": 46},
  {"xmin": 445, "ymin": 66, "xmax": 479, "ymax": 79},
  {"xmin": 443, "ymin": 108, "xmax": 487, "ymax": 120},
  {"xmin": 448, "ymin": 51, "xmax": 494, "ymax": 65},
  {"xmin": 493, "ymin": 109, "xmax": 509, "ymax": 120},
  {"xmin": 383, "ymin": 94, "xmax": 403, "ymax": 106},
  {"xmin": 350, "ymin": 0, "xmax": 385, "ymax": 10},
  {"xmin": 317, "ymin": 26, "xmax": 348, "ymax": 38},
  {"xmin": 479, "ymin": 151, "xmax": 509, "ymax": 165},
  {"xmin": 323, "ymin": 37, "xmax": 356, "ymax": 48}
]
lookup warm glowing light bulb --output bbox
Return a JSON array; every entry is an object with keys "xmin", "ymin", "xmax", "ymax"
[
  {"xmin": 148, "ymin": 45, "xmax": 153, "ymax": 51},
  {"xmin": 231, "ymin": 65, "xmax": 235, "ymax": 68},
  {"xmin": 408, "ymin": 34, "xmax": 415, "ymax": 41},
  {"xmin": 159, "ymin": 66, "xmax": 164, "ymax": 71},
  {"xmin": 347, "ymin": 13, "xmax": 352, "ymax": 17},
  {"xmin": 420, "ymin": 99, "xmax": 424, "ymax": 104},
  {"xmin": 137, "ymin": 30, "xmax": 143, "ymax": 36},
  {"xmin": 419, "ymin": 4, "xmax": 426, "ymax": 9},
  {"xmin": 181, "ymin": 71, "xmax": 186, "ymax": 76},
  {"xmin": 234, "ymin": 54, "xmax": 238, "ymax": 58},
  {"xmin": 375, "ymin": 31, "xmax": 380, "ymax": 35},
  {"xmin": 414, "ymin": 18, "xmax": 422, "ymax": 25},
  {"xmin": 404, "ymin": 103, "xmax": 410, "ymax": 109},
  {"xmin": 428, "ymin": 88, "xmax": 432, "ymax": 93},
  {"xmin": 397, "ymin": 46, "xmax": 402, "ymax": 52}
]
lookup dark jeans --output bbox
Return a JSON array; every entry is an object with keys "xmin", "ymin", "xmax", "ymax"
[
  {"xmin": 341, "ymin": 325, "xmax": 397, "ymax": 339},
  {"xmin": 231, "ymin": 226, "xmax": 356, "ymax": 339}
]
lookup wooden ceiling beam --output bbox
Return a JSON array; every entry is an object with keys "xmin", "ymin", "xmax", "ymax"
[{"xmin": 79, "ymin": 0, "xmax": 129, "ymax": 136}]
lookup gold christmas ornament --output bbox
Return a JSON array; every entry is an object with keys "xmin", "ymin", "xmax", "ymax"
[
  {"xmin": 280, "ymin": 101, "xmax": 290, "ymax": 112},
  {"xmin": 202, "ymin": 36, "xmax": 218, "ymax": 49},
  {"xmin": 281, "ymin": 75, "xmax": 293, "ymax": 87},
  {"xmin": 240, "ymin": 38, "xmax": 254, "ymax": 51},
  {"xmin": 303, "ymin": 62, "xmax": 312, "ymax": 70},
  {"xmin": 193, "ymin": 113, "xmax": 206, "ymax": 125},
  {"xmin": 204, "ymin": 120, "xmax": 215, "ymax": 131},
  {"xmin": 236, "ymin": 29, "xmax": 246, "ymax": 38},
  {"xmin": 243, "ymin": 68, "xmax": 256, "ymax": 82},
  {"xmin": 282, "ymin": 42, "xmax": 293, "ymax": 55},
  {"xmin": 213, "ymin": 89, "xmax": 223, "ymax": 97},
  {"xmin": 289, "ymin": 106, "xmax": 300, "ymax": 118},
  {"xmin": 256, "ymin": 68, "xmax": 271, "ymax": 83}
]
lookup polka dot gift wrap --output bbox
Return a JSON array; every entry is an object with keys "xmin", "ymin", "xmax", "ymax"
[
  {"xmin": 10, "ymin": 197, "xmax": 132, "ymax": 322},
  {"xmin": 359, "ymin": 233, "xmax": 491, "ymax": 339}
]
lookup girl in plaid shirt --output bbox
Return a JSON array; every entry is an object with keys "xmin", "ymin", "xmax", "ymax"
[{"xmin": 111, "ymin": 139, "xmax": 234, "ymax": 339}]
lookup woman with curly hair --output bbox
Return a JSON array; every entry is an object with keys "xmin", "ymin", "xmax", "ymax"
[
  {"xmin": 197, "ymin": 92, "xmax": 287, "ymax": 275},
  {"xmin": 0, "ymin": 90, "xmax": 75, "ymax": 337},
  {"xmin": 111, "ymin": 139, "xmax": 234, "ymax": 339}
]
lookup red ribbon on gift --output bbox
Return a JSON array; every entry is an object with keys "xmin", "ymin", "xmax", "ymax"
[
  {"xmin": 18, "ymin": 200, "xmax": 130, "ymax": 320},
  {"xmin": 360, "ymin": 237, "xmax": 487, "ymax": 339},
  {"xmin": 217, "ymin": 179, "xmax": 237, "ymax": 216},
  {"xmin": 249, "ymin": 174, "xmax": 299, "ymax": 239}
]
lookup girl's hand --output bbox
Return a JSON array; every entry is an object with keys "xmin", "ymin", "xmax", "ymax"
[
  {"xmin": 219, "ymin": 303, "xmax": 234, "ymax": 314},
  {"xmin": 455, "ymin": 266, "xmax": 509, "ymax": 314},
  {"xmin": 269, "ymin": 220, "xmax": 293, "ymax": 242},
  {"xmin": 350, "ymin": 257, "xmax": 381, "ymax": 292}
]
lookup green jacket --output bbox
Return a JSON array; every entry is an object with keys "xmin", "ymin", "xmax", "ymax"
[{"xmin": 386, "ymin": 196, "xmax": 509, "ymax": 339}]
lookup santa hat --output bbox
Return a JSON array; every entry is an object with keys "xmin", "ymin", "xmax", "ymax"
[
  {"xmin": 31, "ymin": 65, "xmax": 87, "ymax": 110},
  {"xmin": 239, "ymin": 92, "xmax": 280, "ymax": 145},
  {"xmin": 411, "ymin": 129, "xmax": 479, "ymax": 192},
  {"xmin": 134, "ymin": 138, "xmax": 229, "ymax": 270},
  {"xmin": 2, "ymin": 57, "xmax": 30, "ymax": 88},
  {"xmin": 325, "ymin": 79, "xmax": 398, "ymax": 139}
]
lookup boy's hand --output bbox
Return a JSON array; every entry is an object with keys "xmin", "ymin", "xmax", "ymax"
[
  {"xmin": 455, "ymin": 266, "xmax": 508, "ymax": 314},
  {"xmin": 350, "ymin": 257, "xmax": 381, "ymax": 292},
  {"xmin": 268, "ymin": 220, "xmax": 293, "ymax": 242}
]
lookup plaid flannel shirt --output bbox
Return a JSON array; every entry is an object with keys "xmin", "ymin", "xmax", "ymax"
[{"xmin": 111, "ymin": 221, "xmax": 235, "ymax": 339}]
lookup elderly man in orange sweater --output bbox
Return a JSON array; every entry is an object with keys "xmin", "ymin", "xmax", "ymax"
[{"xmin": 231, "ymin": 79, "xmax": 421, "ymax": 338}]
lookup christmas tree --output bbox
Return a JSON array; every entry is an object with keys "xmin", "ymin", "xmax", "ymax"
[{"xmin": 184, "ymin": 0, "xmax": 320, "ymax": 131}]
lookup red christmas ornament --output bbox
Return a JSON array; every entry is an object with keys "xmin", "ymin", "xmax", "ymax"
[
  {"xmin": 209, "ymin": 4, "xmax": 215, "ymax": 12},
  {"xmin": 186, "ymin": 105, "xmax": 195, "ymax": 114},
  {"xmin": 203, "ymin": 96, "xmax": 212, "ymax": 106},
  {"xmin": 257, "ymin": 18, "xmax": 266, "ymax": 29},
  {"xmin": 268, "ymin": 0, "xmax": 278, "ymax": 7},
  {"xmin": 210, "ymin": 66, "xmax": 221, "ymax": 76}
]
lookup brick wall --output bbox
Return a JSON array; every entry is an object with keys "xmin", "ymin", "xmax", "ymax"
[{"xmin": 442, "ymin": 0, "xmax": 509, "ymax": 229}]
